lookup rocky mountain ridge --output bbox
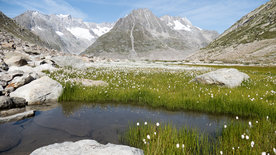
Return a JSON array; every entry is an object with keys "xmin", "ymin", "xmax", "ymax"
[
  {"xmin": 82, "ymin": 9, "xmax": 219, "ymax": 60},
  {"xmin": 14, "ymin": 11, "xmax": 114, "ymax": 54},
  {"xmin": 0, "ymin": 11, "xmax": 52, "ymax": 50},
  {"xmin": 187, "ymin": 0, "xmax": 276, "ymax": 64}
]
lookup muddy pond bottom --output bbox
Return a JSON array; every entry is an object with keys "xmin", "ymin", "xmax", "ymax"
[{"xmin": 0, "ymin": 102, "xmax": 231, "ymax": 154}]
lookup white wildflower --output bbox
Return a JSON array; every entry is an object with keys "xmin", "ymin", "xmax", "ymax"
[
  {"xmin": 154, "ymin": 132, "xmax": 156, "ymax": 135},
  {"xmin": 224, "ymin": 125, "xmax": 227, "ymax": 128},
  {"xmin": 236, "ymin": 116, "xmax": 239, "ymax": 120},
  {"xmin": 182, "ymin": 144, "xmax": 185, "ymax": 148},
  {"xmin": 176, "ymin": 143, "xmax": 179, "ymax": 148},
  {"xmin": 246, "ymin": 135, "xmax": 249, "ymax": 140},
  {"xmin": 137, "ymin": 122, "xmax": 139, "ymax": 126},
  {"xmin": 147, "ymin": 135, "xmax": 150, "ymax": 140},
  {"xmin": 251, "ymin": 141, "xmax": 254, "ymax": 147},
  {"xmin": 249, "ymin": 121, "xmax": 252, "ymax": 127},
  {"xmin": 156, "ymin": 122, "xmax": 160, "ymax": 127},
  {"xmin": 144, "ymin": 121, "xmax": 147, "ymax": 125},
  {"xmin": 241, "ymin": 134, "xmax": 245, "ymax": 139},
  {"xmin": 220, "ymin": 151, "xmax": 223, "ymax": 154}
]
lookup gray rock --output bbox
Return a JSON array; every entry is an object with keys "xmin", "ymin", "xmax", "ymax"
[
  {"xmin": 4, "ymin": 55, "xmax": 29, "ymax": 66},
  {"xmin": 31, "ymin": 139, "xmax": 144, "ymax": 155},
  {"xmin": 0, "ymin": 73, "xmax": 13, "ymax": 82},
  {"xmin": 7, "ymin": 73, "xmax": 35, "ymax": 89},
  {"xmin": 3, "ymin": 87, "xmax": 14, "ymax": 95},
  {"xmin": 0, "ymin": 81, "xmax": 7, "ymax": 87},
  {"xmin": 0, "ymin": 85, "xmax": 3, "ymax": 95},
  {"xmin": 10, "ymin": 97, "xmax": 27, "ymax": 108},
  {"xmin": 0, "ymin": 59, "xmax": 9, "ymax": 71},
  {"xmin": 0, "ymin": 107, "xmax": 26, "ymax": 117},
  {"xmin": 52, "ymin": 56, "xmax": 91, "ymax": 69},
  {"xmin": 0, "ymin": 110, "xmax": 34, "ymax": 123},
  {"xmin": 192, "ymin": 68, "xmax": 249, "ymax": 88},
  {"xmin": 0, "ymin": 96, "xmax": 13, "ymax": 110},
  {"xmin": 10, "ymin": 76, "xmax": 63, "ymax": 105}
]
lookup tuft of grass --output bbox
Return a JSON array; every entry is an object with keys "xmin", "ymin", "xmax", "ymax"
[{"xmin": 122, "ymin": 119, "xmax": 276, "ymax": 155}]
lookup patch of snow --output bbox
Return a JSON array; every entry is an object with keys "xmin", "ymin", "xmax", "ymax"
[
  {"xmin": 57, "ymin": 14, "xmax": 70, "ymax": 18},
  {"xmin": 196, "ymin": 26, "xmax": 202, "ymax": 31},
  {"xmin": 173, "ymin": 20, "xmax": 191, "ymax": 31},
  {"xmin": 56, "ymin": 31, "xmax": 64, "ymax": 36},
  {"xmin": 92, "ymin": 26, "xmax": 112, "ymax": 36},
  {"xmin": 33, "ymin": 26, "xmax": 44, "ymax": 31},
  {"xmin": 66, "ymin": 27, "xmax": 94, "ymax": 40}
]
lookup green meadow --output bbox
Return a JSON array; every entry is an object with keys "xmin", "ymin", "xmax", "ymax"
[{"xmin": 46, "ymin": 64, "xmax": 276, "ymax": 154}]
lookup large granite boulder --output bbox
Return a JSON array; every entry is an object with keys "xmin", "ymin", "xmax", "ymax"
[
  {"xmin": 10, "ymin": 76, "xmax": 63, "ymax": 105},
  {"xmin": 192, "ymin": 68, "xmax": 249, "ymax": 88},
  {"xmin": 31, "ymin": 139, "xmax": 144, "ymax": 155}
]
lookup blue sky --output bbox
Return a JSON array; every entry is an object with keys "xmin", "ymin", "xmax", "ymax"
[{"xmin": 0, "ymin": 0, "xmax": 269, "ymax": 33}]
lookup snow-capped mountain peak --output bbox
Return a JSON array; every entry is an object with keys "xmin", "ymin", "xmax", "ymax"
[
  {"xmin": 14, "ymin": 11, "xmax": 114, "ymax": 54},
  {"xmin": 57, "ymin": 14, "xmax": 70, "ymax": 18}
]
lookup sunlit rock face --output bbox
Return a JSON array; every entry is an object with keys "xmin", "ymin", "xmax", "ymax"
[{"xmin": 83, "ymin": 9, "xmax": 218, "ymax": 60}]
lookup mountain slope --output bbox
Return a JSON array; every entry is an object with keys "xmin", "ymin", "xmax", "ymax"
[
  {"xmin": 82, "ymin": 9, "xmax": 219, "ymax": 60},
  {"xmin": 0, "ymin": 11, "xmax": 52, "ymax": 49},
  {"xmin": 14, "ymin": 11, "xmax": 113, "ymax": 54},
  {"xmin": 187, "ymin": 0, "xmax": 276, "ymax": 64}
]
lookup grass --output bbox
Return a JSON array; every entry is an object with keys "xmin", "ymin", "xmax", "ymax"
[
  {"xmin": 47, "ymin": 65, "xmax": 276, "ymax": 121},
  {"xmin": 122, "ymin": 119, "xmax": 276, "ymax": 155},
  {"xmin": 45, "ymin": 64, "xmax": 275, "ymax": 154}
]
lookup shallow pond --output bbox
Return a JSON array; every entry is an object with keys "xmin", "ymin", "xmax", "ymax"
[{"xmin": 0, "ymin": 102, "xmax": 232, "ymax": 154}]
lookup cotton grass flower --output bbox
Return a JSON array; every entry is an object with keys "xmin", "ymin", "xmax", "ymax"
[
  {"xmin": 220, "ymin": 151, "xmax": 223, "ymax": 154},
  {"xmin": 251, "ymin": 141, "xmax": 254, "ymax": 147},
  {"xmin": 273, "ymin": 148, "xmax": 276, "ymax": 153},
  {"xmin": 246, "ymin": 135, "xmax": 249, "ymax": 140},
  {"xmin": 176, "ymin": 143, "xmax": 179, "ymax": 148},
  {"xmin": 182, "ymin": 144, "xmax": 185, "ymax": 148},
  {"xmin": 224, "ymin": 125, "xmax": 227, "ymax": 128},
  {"xmin": 136, "ymin": 122, "xmax": 139, "ymax": 126},
  {"xmin": 154, "ymin": 132, "xmax": 156, "ymax": 135},
  {"xmin": 241, "ymin": 134, "xmax": 245, "ymax": 139},
  {"xmin": 236, "ymin": 116, "xmax": 239, "ymax": 120},
  {"xmin": 156, "ymin": 122, "xmax": 160, "ymax": 127},
  {"xmin": 144, "ymin": 121, "xmax": 147, "ymax": 125},
  {"xmin": 262, "ymin": 152, "xmax": 266, "ymax": 155},
  {"xmin": 249, "ymin": 121, "xmax": 252, "ymax": 128},
  {"xmin": 147, "ymin": 135, "xmax": 150, "ymax": 140}
]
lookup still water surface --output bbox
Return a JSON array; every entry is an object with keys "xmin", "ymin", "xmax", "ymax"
[{"xmin": 0, "ymin": 102, "xmax": 232, "ymax": 154}]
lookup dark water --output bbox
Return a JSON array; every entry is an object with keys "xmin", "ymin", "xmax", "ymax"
[{"xmin": 0, "ymin": 102, "xmax": 232, "ymax": 155}]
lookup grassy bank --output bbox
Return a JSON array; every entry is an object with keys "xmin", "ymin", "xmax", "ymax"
[
  {"xmin": 47, "ymin": 65, "xmax": 276, "ymax": 121},
  {"xmin": 122, "ymin": 119, "xmax": 275, "ymax": 154}
]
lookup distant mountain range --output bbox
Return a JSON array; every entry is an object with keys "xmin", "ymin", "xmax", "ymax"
[
  {"xmin": 187, "ymin": 0, "xmax": 276, "ymax": 64},
  {"xmin": 82, "ymin": 9, "xmax": 219, "ymax": 60},
  {"xmin": 14, "ymin": 11, "xmax": 114, "ymax": 54},
  {"xmin": 3, "ymin": 0, "xmax": 273, "ymax": 64}
]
